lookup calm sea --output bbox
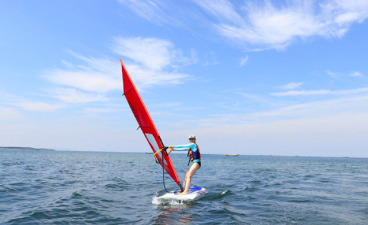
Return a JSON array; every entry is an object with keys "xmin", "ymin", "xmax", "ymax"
[{"xmin": 1, "ymin": 150, "xmax": 368, "ymax": 224}]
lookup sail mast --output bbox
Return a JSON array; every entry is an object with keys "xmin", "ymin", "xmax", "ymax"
[{"xmin": 120, "ymin": 59, "xmax": 181, "ymax": 189}]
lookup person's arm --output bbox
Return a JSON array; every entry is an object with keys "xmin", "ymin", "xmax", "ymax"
[{"xmin": 171, "ymin": 143, "xmax": 195, "ymax": 151}]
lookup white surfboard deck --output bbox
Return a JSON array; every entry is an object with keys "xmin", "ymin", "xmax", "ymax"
[{"xmin": 154, "ymin": 186, "xmax": 207, "ymax": 202}]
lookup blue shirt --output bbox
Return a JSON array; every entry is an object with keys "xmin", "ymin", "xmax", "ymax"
[{"xmin": 172, "ymin": 143, "xmax": 201, "ymax": 163}]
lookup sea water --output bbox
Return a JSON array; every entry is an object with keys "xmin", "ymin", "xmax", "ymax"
[{"xmin": 1, "ymin": 150, "xmax": 368, "ymax": 224}]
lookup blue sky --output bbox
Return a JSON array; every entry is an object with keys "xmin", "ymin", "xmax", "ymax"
[{"xmin": 1, "ymin": 0, "xmax": 368, "ymax": 157}]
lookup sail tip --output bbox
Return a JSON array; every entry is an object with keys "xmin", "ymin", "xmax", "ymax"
[{"xmin": 119, "ymin": 58, "xmax": 123, "ymax": 66}]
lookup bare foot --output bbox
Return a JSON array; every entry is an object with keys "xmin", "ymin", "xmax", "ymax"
[{"xmin": 178, "ymin": 192, "xmax": 188, "ymax": 195}]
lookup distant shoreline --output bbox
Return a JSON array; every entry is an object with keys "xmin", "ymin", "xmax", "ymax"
[{"xmin": 0, "ymin": 147, "xmax": 55, "ymax": 151}]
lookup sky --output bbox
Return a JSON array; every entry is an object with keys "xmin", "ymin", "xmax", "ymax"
[{"xmin": 1, "ymin": 0, "xmax": 368, "ymax": 157}]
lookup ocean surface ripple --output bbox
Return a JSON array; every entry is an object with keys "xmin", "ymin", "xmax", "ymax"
[{"xmin": 1, "ymin": 150, "xmax": 368, "ymax": 224}]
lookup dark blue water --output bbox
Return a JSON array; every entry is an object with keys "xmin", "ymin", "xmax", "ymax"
[{"xmin": 1, "ymin": 150, "xmax": 368, "ymax": 224}]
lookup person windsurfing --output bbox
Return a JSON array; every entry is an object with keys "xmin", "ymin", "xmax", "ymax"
[{"xmin": 166, "ymin": 134, "xmax": 201, "ymax": 195}]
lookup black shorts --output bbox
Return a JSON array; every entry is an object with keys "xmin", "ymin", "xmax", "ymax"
[{"xmin": 196, "ymin": 161, "xmax": 201, "ymax": 168}]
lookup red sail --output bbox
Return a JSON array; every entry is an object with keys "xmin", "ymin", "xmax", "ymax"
[{"xmin": 120, "ymin": 59, "xmax": 181, "ymax": 188}]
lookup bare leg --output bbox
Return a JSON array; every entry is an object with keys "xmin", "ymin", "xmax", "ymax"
[
  {"xmin": 179, "ymin": 172, "xmax": 188, "ymax": 192},
  {"xmin": 177, "ymin": 172, "xmax": 188, "ymax": 193},
  {"xmin": 179, "ymin": 163, "xmax": 200, "ymax": 195},
  {"xmin": 183, "ymin": 171, "xmax": 190, "ymax": 190}
]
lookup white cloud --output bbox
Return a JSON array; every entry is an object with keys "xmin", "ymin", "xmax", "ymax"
[
  {"xmin": 10, "ymin": 101, "xmax": 65, "ymax": 112},
  {"xmin": 0, "ymin": 91, "xmax": 65, "ymax": 112},
  {"xmin": 325, "ymin": 0, "xmax": 368, "ymax": 24},
  {"xmin": 153, "ymin": 102, "xmax": 184, "ymax": 107},
  {"xmin": 272, "ymin": 89, "xmax": 330, "ymax": 97},
  {"xmin": 45, "ymin": 69, "xmax": 120, "ymax": 93},
  {"xmin": 118, "ymin": 0, "xmax": 181, "ymax": 26},
  {"xmin": 327, "ymin": 70, "xmax": 366, "ymax": 79},
  {"xmin": 45, "ymin": 52, "xmax": 121, "ymax": 93},
  {"xmin": 45, "ymin": 39, "xmax": 192, "ymax": 93},
  {"xmin": 326, "ymin": 70, "xmax": 339, "ymax": 79},
  {"xmin": 112, "ymin": 37, "xmax": 196, "ymax": 70},
  {"xmin": 83, "ymin": 107, "xmax": 121, "ymax": 113},
  {"xmin": 271, "ymin": 87, "xmax": 368, "ymax": 97},
  {"xmin": 40, "ymin": 37, "xmax": 192, "ymax": 111},
  {"xmin": 181, "ymin": 93, "xmax": 368, "ymax": 128},
  {"xmin": 0, "ymin": 107, "xmax": 22, "ymax": 120},
  {"xmin": 112, "ymin": 37, "xmax": 193, "ymax": 89},
  {"xmin": 61, "ymin": 60, "xmax": 73, "ymax": 68},
  {"xmin": 238, "ymin": 91, "xmax": 271, "ymax": 104},
  {"xmin": 239, "ymin": 56, "xmax": 249, "ymax": 67},
  {"xmin": 112, "ymin": 37, "xmax": 173, "ymax": 70},
  {"xmin": 50, "ymin": 88, "xmax": 108, "ymax": 103},
  {"xmin": 350, "ymin": 71, "xmax": 366, "ymax": 79},
  {"xmin": 193, "ymin": 0, "xmax": 244, "ymax": 25},
  {"xmin": 123, "ymin": 64, "xmax": 188, "ymax": 90},
  {"xmin": 193, "ymin": 0, "xmax": 368, "ymax": 49},
  {"xmin": 119, "ymin": 0, "xmax": 368, "ymax": 49},
  {"xmin": 279, "ymin": 82, "xmax": 304, "ymax": 90},
  {"xmin": 249, "ymin": 94, "xmax": 368, "ymax": 121}
]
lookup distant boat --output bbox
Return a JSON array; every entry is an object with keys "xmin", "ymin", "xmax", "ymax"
[
  {"xmin": 145, "ymin": 152, "xmax": 153, "ymax": 154},
  {"xmin": 224, "ymin": 154, "xmax": 239, "ymax": 156}
]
